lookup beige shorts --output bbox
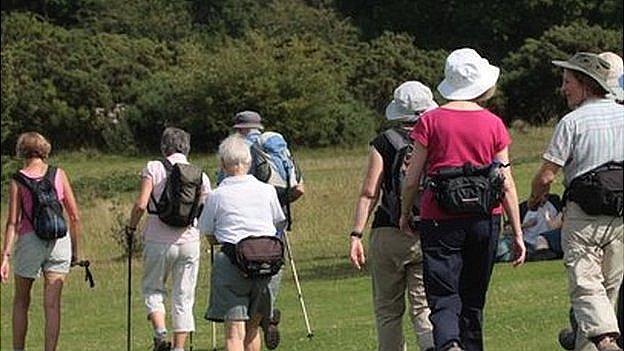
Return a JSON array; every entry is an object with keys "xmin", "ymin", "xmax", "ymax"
[{"xmin": 14, "ymin": 232, "xmax": 71, "ymax": 279}]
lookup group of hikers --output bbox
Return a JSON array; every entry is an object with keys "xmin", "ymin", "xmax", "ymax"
[{"xmin": 0, "ymin": 47, "xmax": 622, "ymax": 351}]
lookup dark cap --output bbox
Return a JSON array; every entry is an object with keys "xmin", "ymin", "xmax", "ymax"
[{"xmin": 233, "ymin": 110, "xmax": 264, "ymax": 130}]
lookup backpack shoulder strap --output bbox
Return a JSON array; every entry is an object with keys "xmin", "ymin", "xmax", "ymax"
[
  {"xmin": 161, "ymin": 159, "xmax": 173, "ymax": 173},
  {"xmin": 45, "ymin": 166, "xmax": 58, "ymax": 185},
  {"xmin": 12, "ymin": 171, "xmax": 34, "ymax": 191},
  {"xmin": 383, "ymin": 128, "xmax": 410, "ymax": 152}
]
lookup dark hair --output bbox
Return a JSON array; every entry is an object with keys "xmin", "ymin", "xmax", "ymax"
[
  {"xmin": 160, "ymin": 127, "xmax": 191, "ymax": 156},
  {"xmin": 569, "ymin": 70, "xmax": 608, "ymax": 97}
]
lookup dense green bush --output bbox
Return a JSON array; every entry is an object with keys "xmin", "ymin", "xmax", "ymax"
[{"xmin": 499, "ymin": 21, "xmax": 623, "ymax": 124}]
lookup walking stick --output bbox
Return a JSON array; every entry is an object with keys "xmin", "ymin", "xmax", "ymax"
[
  {"xmin": 211, "ymin": 244, "xmax": 217, "ymax": 351},
  {"xmin": 125, "ymin": 227, "xmax": 134, "ymax": 351},
  {"xmin": 282, "ymin": 158, "xmax": 313, "ymax": 338},
  {"xmin": 283, "ymin": 231, "xmax": 314, "ymax": 338}
]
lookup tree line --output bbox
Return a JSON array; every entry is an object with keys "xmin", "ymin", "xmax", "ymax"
[{"xmin": 1, "ymin": 0, "xmax": 622, "ymax": 153}]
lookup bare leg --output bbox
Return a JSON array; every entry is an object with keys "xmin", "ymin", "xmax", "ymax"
[
  {"xmin": 244, "ymin": 314, "xmax": 263, "ymax": 351},
  {"xmin": 43, "ymin": 272, "xmax": 65, "ymax": 351},
  {"xmin": 13, "ymin": 275, "xmax": 35, "ymax": 350},
  {"xmin": 149, "ymin": 311, "xmax": 167, "ymax": 330},
  {"xmin": 172, "ymin": 331, "xmax": 187, "ymax": 349},
  {"xmin": 225, "ymin": 320, "xmax": 246, "ymax": 351}
]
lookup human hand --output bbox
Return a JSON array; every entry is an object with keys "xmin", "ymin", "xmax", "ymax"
[
  {"xmin": 349, "ymin": 237, "xmax": 366, "ymax": 270},
  {"xmin": 1, "ymin": 256, "xmax": 10, "ymax": 283},
  {"xmin": 511, "ymin": 235, "xmax": 526, "ymax": 267}
]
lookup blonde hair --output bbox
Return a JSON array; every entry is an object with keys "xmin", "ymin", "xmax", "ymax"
[{"xmin": 16, "ymin": 132, "xmax": 52, "ymax": 160}]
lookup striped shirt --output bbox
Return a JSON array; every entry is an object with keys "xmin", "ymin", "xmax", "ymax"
[{"xmin": 543, "ymin": 98, "xmax": 624, "ymax": 186}]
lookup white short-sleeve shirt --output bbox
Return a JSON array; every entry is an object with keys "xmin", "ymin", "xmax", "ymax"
[{"xmin": 198, "ymin": 174, "xmax": 286, "ymax": 244}]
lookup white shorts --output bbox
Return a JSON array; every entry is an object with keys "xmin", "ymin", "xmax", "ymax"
[{"xmin": 14, "ymin": 232, "xmax": 71, "ymax": 279}]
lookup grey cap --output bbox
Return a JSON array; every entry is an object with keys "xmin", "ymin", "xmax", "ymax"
[
  {"xmin": 233, "ymin": 110, "xmax": 264, "ymax": 130},
  {"xmin": 552, "ymin": 52, "xmax": 613, "ymax": 95}
]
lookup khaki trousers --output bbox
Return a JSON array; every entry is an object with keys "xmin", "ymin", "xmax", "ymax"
[
  {"xmin": 370, "ymin": 227, "xmax": 433, "ymax": 351},
  {"xmin": 561, "ymin": 202, "xmax": 623, "ymax": 350}
]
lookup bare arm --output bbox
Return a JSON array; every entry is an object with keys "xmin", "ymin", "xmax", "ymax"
[
  {"xmin": 528, "ymin": 161, "xmax": 560, "ymax": 210},
  {"xmin": 60, "ymin": 169, "xmax": 82, "ymax": 262},
  {"xmin": 1, "ymin": 181, "xmax": 20, "ymax": 283},
  {"xmin": 128, "ymin": 177, "xmax": 153, "ymax": 230},
  {"xmin": 496, "ymin": 148, "xmax": 526, "ymax": 266},
  {"xmin": 349, "ymin": 147, "xmax": 383, "ymax": 270},
  {"xmin": 399, "ymin": 141, "xmax": 427, "ymax": 235}
]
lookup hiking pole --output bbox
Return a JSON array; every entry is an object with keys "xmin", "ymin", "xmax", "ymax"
[
  {"xmin": 125, "ymin": 227, "xmax": 134, "ymax": 351},
  {"xmin": 210, "ymin": 244, "xmax": 217, "ymax": 351},
  {"xmin": 283, "ymin": 231, "xmax": 313, "ymax": 338}
]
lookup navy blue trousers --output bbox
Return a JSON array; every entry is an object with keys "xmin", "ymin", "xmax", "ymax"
[{"xmin": 420, "ymin": 216, "xmax": 501, "ymax": 351}]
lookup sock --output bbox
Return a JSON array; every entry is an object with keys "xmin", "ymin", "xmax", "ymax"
[{"xmin": 154, "ymin": 327, "xmax": 167, "ymax": 340}]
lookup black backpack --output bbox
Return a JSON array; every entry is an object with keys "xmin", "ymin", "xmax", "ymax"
[
  {"xmin": 429, "ymin": 162, "xmax": 507, "ymax": 216},
  {"xmin": 149, "ymin": 160, "xmax": 203, "ymax": 227},
  {"xmin": 378, "ymin": 128, "xmax": 421, "ymax": 225},
  {"xmin": 13, "ymin": 166, "xmax": 68, "ymax": 240},
  {"xmin": 565, "ymin": 161, "xmax": 623, "ymax": 216}
]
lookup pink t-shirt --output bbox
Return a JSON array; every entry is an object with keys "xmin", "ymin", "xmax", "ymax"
[
  {"xmin": 410, "ymin": 107, "xmax": 511, "ymax": 220},
  {"xmin": 17, "ymin": 167, "xmax": 65, "ymax": 235},
  {"xmin": 141, "ymin": 153, "xmax": 211, "ymax": 244}
]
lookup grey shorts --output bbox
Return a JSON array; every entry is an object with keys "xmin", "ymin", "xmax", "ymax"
[
  {"xmin": 14, "ymin": 232, "xmax": 71, "ymax": 279},
  {"xmin": 205, "ymin": 252, "xmax": 272, "ymax": 322}
]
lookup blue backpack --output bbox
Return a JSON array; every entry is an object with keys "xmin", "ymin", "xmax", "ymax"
[
  {"xmin": 13, "ymin": 166, "xmax": 68, "ymax": 240},
  {"xmin": 250, "ymin": 132, "xmax": 301, "ymax": 206}
]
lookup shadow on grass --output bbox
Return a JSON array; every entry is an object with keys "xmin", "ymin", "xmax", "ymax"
[{"xmin": 295, "ymin": 255, "xmax": 370, "ymax": 282}]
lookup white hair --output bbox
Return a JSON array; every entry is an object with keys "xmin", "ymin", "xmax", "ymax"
[{"xmin": 219, "ymin": 134, "xmax": 252, "ymax": 169}]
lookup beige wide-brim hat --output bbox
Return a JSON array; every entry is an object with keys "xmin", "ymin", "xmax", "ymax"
[
  {"xmin": 437, "ymin": 48, "xmax": 500, "ymax": 100},
  {"xmin": 385, "ymin": 81, "xmax": 438, "ymax": 122},
  {"xmin": 552, "ymin": 52, "xmax": 613, "ymax": 95},
  {"xmin": 598, "ymin": 52, "xmax": 624, "ymax": 101}
]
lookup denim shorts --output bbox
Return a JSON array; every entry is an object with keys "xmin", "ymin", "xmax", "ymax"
[{"xmin": 14, "ymin": 232, "xmax": 71, "ymax": 278}]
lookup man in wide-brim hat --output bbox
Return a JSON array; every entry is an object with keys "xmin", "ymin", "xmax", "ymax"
[{"xmin": 529, "ymin": 52, "xmax": 624, "ymax": 351}]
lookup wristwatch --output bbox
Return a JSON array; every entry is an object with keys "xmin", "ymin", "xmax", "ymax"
[{"xmin": 350, "ymin": 231, "xmax": 363, "ymax": 239}]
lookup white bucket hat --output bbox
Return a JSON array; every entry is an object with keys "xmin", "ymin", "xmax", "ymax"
[
  {"xmin": 437, "ymin": 48, "xmax": 500, "ymax": 100},
  {"xmin": 598, "ymin": 52, "xmax": 624, "ymax": 101},
  {"xmin": 385, "ymin": 81, "xmax": 438, "ymax": 122}
]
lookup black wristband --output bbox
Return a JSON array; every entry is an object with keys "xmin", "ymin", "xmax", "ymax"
[{"xmin": 350, "ymin": 231, "xmax": 363, "ymax": 239}]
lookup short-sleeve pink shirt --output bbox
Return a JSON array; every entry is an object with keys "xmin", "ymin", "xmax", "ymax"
[{"xmin": 410, "ymin": 107, "xmax": 511, "ymax": 220}]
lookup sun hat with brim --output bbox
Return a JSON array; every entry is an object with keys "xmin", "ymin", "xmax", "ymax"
[
  {"xmin": 437, "ymin": 48, "xmax": 500, "ymax": 101},
  {"xmin": 552, "ymin": 52, "xmax": 613, "ymax": 95},
  {"xmin": 385, "ymin": 81, "xmax": 438, "ymax": 122},
  {"xmin": 598, "ymin": 52, "xmax": 624, "ymax": 101},
  {"xmin": 233, "ymin": 110, "xmax": 264, "ymax": 130}
]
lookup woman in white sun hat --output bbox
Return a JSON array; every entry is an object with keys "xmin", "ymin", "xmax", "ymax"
[
  {"xmin": 349, "ymin": 81, "xmax": 437, "ymax": 351},
  {"xmin": 400, "ymin": 48, "xmax": 526, "ymax": 351}
]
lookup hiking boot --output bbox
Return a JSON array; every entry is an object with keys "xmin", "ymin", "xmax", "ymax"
[
  {"xmin": 153, "ymin": 337, "xmax": 171, "ymax": 351},
  {"xmin": 558, "ymin": 328, "xmax": 576, "ymax": 350},
  {"xmin": 596, "ymin": 336, "xmax": 623, "ymax": 351},
  {"xmin": 262, "ymin": 309, "xmax": 281, "ymax": 350}
]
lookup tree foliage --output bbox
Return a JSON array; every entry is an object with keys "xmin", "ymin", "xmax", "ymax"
[{"xmin": 0, "ymin": 0, "xmax": 622, "ymax": 153}]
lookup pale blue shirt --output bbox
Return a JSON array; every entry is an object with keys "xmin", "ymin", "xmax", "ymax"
[
  {"xmin": 198, "ymin": 174, "xmax": 286, "ymax": 244},
  {"xmin": 544, "ymin": 98, "xmax": 624, "ymax": 186}
]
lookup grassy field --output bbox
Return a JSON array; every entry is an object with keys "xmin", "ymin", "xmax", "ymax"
[{"xmin": 0, "ymin": 126, "xmax": 572, "ymax": 350}]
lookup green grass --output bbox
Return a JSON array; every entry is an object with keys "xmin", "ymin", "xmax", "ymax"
[{"xmin": 0, "ymin": 126, "xmax": 572, "ymax": 350}]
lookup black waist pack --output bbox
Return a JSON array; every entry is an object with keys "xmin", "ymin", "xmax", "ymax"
[
  {"xmin": 234, "ymin": 236, "xmax": 284, "ymax": 278},
  {"xmin": 429, "ymin": 162, "xmax": 507, "ymax": 216},
  {"xmin": 565, "ymin": 161, "xmax": 623, "ymax": 216}
]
